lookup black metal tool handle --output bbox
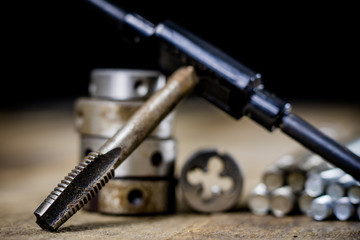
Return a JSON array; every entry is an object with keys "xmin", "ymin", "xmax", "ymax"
[
  {"xmin": 87, "ymin": 0, "xmax": 360, "ymax": 181},
  {"xmin": 281, "ymin": 113, "xmax": 360, "ymax": 179},
  {"xmin": 88, "ymin": 0, "xmax": 360, "ymax": 179}
]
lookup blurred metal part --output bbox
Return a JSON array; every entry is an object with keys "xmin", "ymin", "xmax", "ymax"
[
  {"xmin": 262, "ymin": 166, "xmax": 284, "ymax": 191},
  {"xmin": 86, "ymin": 178, "xmax": 175, "ymax": 214},
  {"xmin": 305, "ymin": 168, "xmax": 345, "ymax": 197},
  {"xmin": 311, "ymin": 195, "xmax": 333, "ymax": 221},
  {"xmin": 337, "ymin": 174, "xmax": 357, "ymax": 188},
  {"xmin": 347, "ymin": 137, "xmax": 360, "ymax": 156},
  {"xmin": 326, "ymin": 174, "xmax": 356, "ymax": 201},
  {"xmin": 347, "ymin": 184, "xmax": 360, "ymax": 204},
  {"xmin": 180, "ymin": 149, "xmax": 243, "ymax": 213},
  {"xmin": 357, "ymin": 205, "xmax": 360, "ymax": 220},
  {"xmin": 75, "ymin": 98, "xmax": 175, "ymax": 139},
  {"xmin": 304, "ymin": 173, "xmax": 324, "ymax": 197},
  {"xmin": 81, "ymin": 136, "xmax": 176, "ymax": 178},
  {"xmin": 89, "ymin": 69, "xmax": 166, "ymax": 100},
  {"xmin": 333, "ymin": 197, "xmax": 354, "ymax": 221},
  {"xmin": 248, "ymin": 183, "xmax": 270, "ymax": 216},
  {"xmin": 298, "ymin": 191, "xmax": 314, "ymax": 216},
  {"xmin": 286, "ymin": 170, "xmax": 305, "ymax": 193},
  {"xmin": 326, "ymin": 182, "xmax": 345, "ymax": 200},
  {"xmin": 320, "ymin": 168, "xmax": 345, "ymax": 181},
  {"xmin": 270, "ymin": 186, "xmax": 295, "ymax": 217},
  {"xmin": 275, "ymin": 155, "xmax": 299, "ymax": 171},
  {"xmin": 298, "ymin": 154, "xmax": 334, "ymax": 173}
]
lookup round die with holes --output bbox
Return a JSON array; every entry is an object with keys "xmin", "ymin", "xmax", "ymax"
[{"xmin": 180, "ymin": 149, "xmax": 243, "ymax": 213}]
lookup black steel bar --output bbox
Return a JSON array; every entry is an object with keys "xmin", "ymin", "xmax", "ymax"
[{"xmin": 281, "ymin": 113, "xmax": 360, "ymax": 181}]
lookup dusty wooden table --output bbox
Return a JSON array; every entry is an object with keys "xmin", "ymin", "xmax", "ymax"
[{"xmin": 0, "ymin": 99, "xmax": 359, "ymax": 239}]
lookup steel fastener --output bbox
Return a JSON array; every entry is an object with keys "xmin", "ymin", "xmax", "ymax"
[
  {"xmin": 270, "ymin": 186, "xmax": 295, "ymax": 217},
  {"xmin": 262, "ymin": 166, "xmax": 284, "ymax": 191},
  {"xmin": 311, "ymin": 195, "xmax": 333, "ymax": 221},
  {"xmin": 298, "ymin": 191, "xmax": 315, "ymax": 216},
  {"xmin": 333, "ymin": 197, "xmax": 354, "ymax": 221},
  {"xmin": 347, "ymin": 184, "xmax": 360, "ymax": 204},
  {"xmin": 248, "ymin": 183, "xmax": 270, "ymax": 216}
]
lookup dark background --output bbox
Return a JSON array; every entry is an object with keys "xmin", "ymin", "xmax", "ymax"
[{"xmin": 2, "ymin": 1, "xmax": 359, "ymax": 109}]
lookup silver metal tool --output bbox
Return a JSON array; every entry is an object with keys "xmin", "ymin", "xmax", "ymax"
[
  {"xmin": 333, "ymin": 197, "xmax": 355, "ymax": 221},
  {"xmin": 248, "ymin": 183, "xmax": 270, "ymax": 216},
  {"xmin": 270, "ymin": 186, "xmax": 295, "ymax": 217},
  {"xmin": 180, "ymin": 149, "xmax": 243, "ymax": 213},
  {"xmin": 34, "ymin": 66, "xmax": 198, "ymax": 231},
  {"xmin": 311, "ymin": 195, "xmax": 333, "ymax": 221}
]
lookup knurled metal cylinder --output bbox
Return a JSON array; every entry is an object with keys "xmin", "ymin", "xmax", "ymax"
[{"xmin": 75, "ymin": 69, "xmax": 176, "ymax": 214}]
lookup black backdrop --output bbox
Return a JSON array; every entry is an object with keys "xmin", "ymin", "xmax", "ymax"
[{"xmin": 2, "ymin": 1, "xmax": 359, "ymax": 109}]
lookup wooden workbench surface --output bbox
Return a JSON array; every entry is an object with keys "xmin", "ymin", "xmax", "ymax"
[{"xmin": 0, "ymin": 99, "xmax": 359, "ymax": 239}]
